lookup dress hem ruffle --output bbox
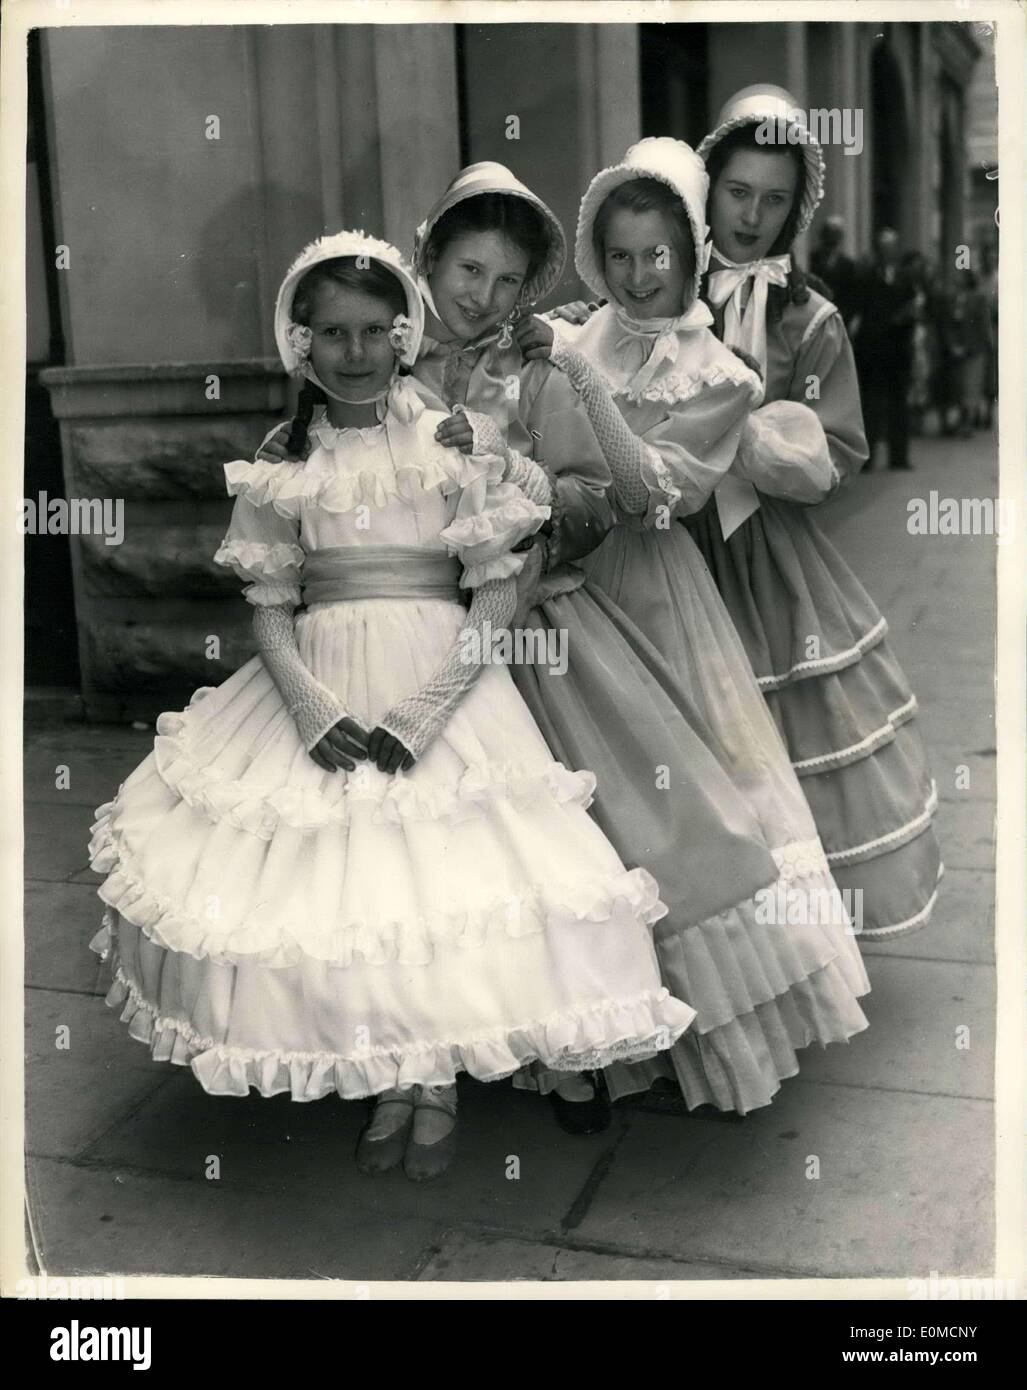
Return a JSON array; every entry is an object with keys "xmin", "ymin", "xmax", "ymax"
[{"xmin": 94, "ymin": 956, "xmax": 696, "ymax": 1101}]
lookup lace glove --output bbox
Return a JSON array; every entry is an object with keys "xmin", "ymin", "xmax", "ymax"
[
  {"xmin": 548, "ymin": 337, "xmax": 665, "ymax": 516},
  {"xmin": 253, "ymin": 603, "xmax": 350, "ymax": 751},
  {"xmin": 375, "ymin": 577, "xmax": 517, "ymax": 762},
  {"xmin": 455, "ymin": 406, "xmax": 555, "ymax": 508}
]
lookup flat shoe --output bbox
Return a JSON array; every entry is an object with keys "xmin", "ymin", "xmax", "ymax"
[
  {"xmin": 404, "ymin": 1087, "xmax": 458, "ymax": 1182},
  {"xmin": 355, "ymin": 1100, "xmax": 415, "ymax": 1176}
]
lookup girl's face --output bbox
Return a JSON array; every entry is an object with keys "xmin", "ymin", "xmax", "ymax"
[
  {"xmin": 306, "ymin": 280, "xmax": 398, "ymax": 400},
  {"xmin": 427, "ymin": 230, "xmax": 531, "ymax": 341},
  {"xmin": 710, "ymin": 148, "xmax": 798, "ymax": 263},
  {"xmin": 602, "ymin": 207, "xmax": 693, "ymax": 320}
]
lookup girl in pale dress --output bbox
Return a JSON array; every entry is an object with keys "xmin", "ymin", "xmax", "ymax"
[
  {"xmin": 88, "ymin": 230, "xmax": 695, "ymax": 1182},
  {"xmin": 512, "ymin": 139, "xmax": 872, "ymax": 1109}
]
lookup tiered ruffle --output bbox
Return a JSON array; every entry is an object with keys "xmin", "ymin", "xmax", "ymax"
[
  {"xmin": 685, "ymin": 494, "xmax": 942, "ymax": 938},
  {"xmin": 91, "ymin": 915, "xmax": 694, "ymax": 1100},
  {"xmin": 151, "ymin": 686, "xmax": 596, "ymax": 839}
]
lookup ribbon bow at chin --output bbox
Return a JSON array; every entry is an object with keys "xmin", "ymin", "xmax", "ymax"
[
  {"xmin": 705, "ymin": 253, "xmax": 789, "ymax": 544},
  {"xmin": 706, "ymin": 253, "xmax": 791, "ymax": 380},
  {"xmin": 612, "ymin": 299, "xmax": 714, "ymax": 397}
]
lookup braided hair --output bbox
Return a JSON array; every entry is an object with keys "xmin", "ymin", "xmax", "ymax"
[
  {"xmin": 285, "ymin": 256, "xmax": 408, "ymax": 456},
  {"xmin": 702, "ymin": 120, "xmax": 812, "ymax": 322}
]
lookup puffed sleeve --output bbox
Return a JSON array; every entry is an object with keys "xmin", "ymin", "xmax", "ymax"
[
  {"xmin": 438, "ymin": 450, "xmax": 551, "ymax": 590},
  {"xmin": 786, "ymin": 307, "xmax": 868, "ymax": 490},
  {"xmin": 521, "ymin": 362, "xmax": 615, "ymax": 569},
  {"xmin": 732, "ymin": 400, "xmax": 836, "ymax": 503},
  {"xmin": 213, "ymin": 460, "xmax": 305, "ymax": 606},
  {"xmin": 634, "ymin": 376, "xmax": 758, "ymax": 523}
]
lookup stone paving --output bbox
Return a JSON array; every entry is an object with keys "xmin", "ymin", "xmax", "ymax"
[{"xmin": 21, "ymin": 428, "xmax": 997, "ymax": 1286}]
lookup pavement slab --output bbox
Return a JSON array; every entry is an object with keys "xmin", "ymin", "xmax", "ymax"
[
  {"xmin": 795, "ymin": 955, "xmax": 994, "ymax": 1100},
  {"xmin": 25, "ymin": 881, "xmax": 108, "ymax": 994},
  {"xmin": 26, "ymin": 989, "xmax": 170, "ymax": 1159},
  {"xmin": 27, "ymin": 1157, "xmax": 441, "ymax": 1282},
  {"xmin": 24, "ymin": 799, "xmax": 98, "ymax": 882},
  {"xmin": 415, "ymin": 1229, "xmax": 764, "ymax": 1283},
  {"xmin": 932, "ymin": 797, "xmax": 996, "ymax": 871},
  {"xmin": 860, "ymin": 867, "xmax": 994, "ymax": 965},
  {"xmin": 574, "ymin": 1085, "xmax": 993, "ymax": 1279},
  {"xmin": 23, "ymin": 738, "xmax": 149, "ymax": 809},
  {"xmin": 81, "ymin": 1070, "xmax": 639, "ymax": 1239}
]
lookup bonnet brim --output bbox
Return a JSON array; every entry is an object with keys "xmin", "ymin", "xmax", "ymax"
[
  {"xmin": 574, "ymin": 137, "xmax": 710, "ymax": 307},
  {"xmin": 697, "ymin": 86, "xmax": 826, "ymax": 240},
  {"xmin": 274, "ymin": 230, "xmax": 425, "ymax": 373},
  {"xmin": 412, "ymin": 162, "xmax": 567, "ymax": 305}
]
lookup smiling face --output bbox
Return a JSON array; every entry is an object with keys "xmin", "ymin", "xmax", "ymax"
[
  {"xmin": 306, "ymin": 280, "xmax": 398, "ymax": 402},
  {"xmin": 709, "ymin": 148, "xmax": 799, "ymax": 263},
  {"xmin": 427, "ymin": 230, "xmax": 531, "ymax": 341},
  {"xmin": 601, "ymin": 207, "xmax": 693, "ymax": 320}
]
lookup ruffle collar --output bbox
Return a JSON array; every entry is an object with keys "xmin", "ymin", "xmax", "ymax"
[{"xmin": 553, "ymin": 302, "xmax": 762, "ymax": 406}]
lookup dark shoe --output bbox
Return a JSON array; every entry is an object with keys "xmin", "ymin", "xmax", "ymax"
[
  {"xmin": 888, "ymin": 460, "xmax": 914, "ymax": 471},
  {"xmin": 549, "ymin": 1076, "xmax": 611, "ymax": 1136},
  {"xmin": 403, "ymin": 1084, "xmax": 458, "ymax": 1183},
  {"xmin": 355, "ymin": 1092, "xmax": 415, "ymax": 1175}
]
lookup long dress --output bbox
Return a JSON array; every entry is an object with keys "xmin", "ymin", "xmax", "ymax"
[
  {"xmin": 416, "ymin": 321, "xmax": 871, "ymax": 1115},
  {"xmin": 87, "ymin": 397, "xmax": 695, "ymax": 1100},
  {"xmin": 685, "ymin": 285, "xmax": 943, "ymax": 939}
]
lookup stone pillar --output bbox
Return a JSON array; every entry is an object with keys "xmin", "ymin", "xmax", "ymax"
[
  {"xmin": 38, "ymin": 23, "xmax": 461, "ymax": 717},
  {"xmin": 459, "ymin": 23, "xmax": 639, "ymax": 303}
]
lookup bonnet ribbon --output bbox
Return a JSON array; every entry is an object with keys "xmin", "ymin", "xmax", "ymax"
[
  {"xmin": 706, "ymin": 251, "xmax": 790, "ymax": 540},
  {"xmin": 611, "ymin": 299, "xmax": 714, "ymax": 398}
]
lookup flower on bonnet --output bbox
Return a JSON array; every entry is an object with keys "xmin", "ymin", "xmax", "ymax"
[
  {"xmin": 285, "ymin": 322, "xmax": 313, "ymax": 373},
  {"xmin": 388, "ymin": 313, "xmax": 415, "ymax": 355}
]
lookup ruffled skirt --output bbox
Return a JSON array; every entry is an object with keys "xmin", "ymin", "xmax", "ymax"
[
  {"xmin": 684, "ymin": 496, "xmax": 942, "ymax": 938},
  {"xmin": 512, "ymin": 577, "xmax": 871, "ymax": 1114},
  {"xmin": 88, "ymin": 595, "xmax": 695, "ymax": 1100}
]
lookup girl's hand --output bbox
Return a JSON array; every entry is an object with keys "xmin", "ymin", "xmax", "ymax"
[
  {"xmin": 549, "ymin": 300, "xmax": 597, "ymax": 326},
  {"xmin": 257, "ymin": 424, "xmax": 310, "ymax": 463},
  {"xmin": 308, "ymin": 716, "xmax": 370, "ymax": 774},
  {"xmin": 514, "ymin": 314, "xmax": 555, "ymax": 361},
  {"xmin": 366, "ymin": 726, "xmax": 416, "ymax": 775},
  {"xmin": 435, "ymin": 412, "xmax": 475, "ymax": 454}
]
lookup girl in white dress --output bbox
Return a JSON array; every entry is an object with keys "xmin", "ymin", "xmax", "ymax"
[{"xmin": 88, "ymin": 231, "xmax": 694, "ymax": 1181}]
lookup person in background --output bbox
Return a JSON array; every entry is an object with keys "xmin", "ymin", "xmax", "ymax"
[
  {"xmin": 976, "ymin": 244, "xmax": 999, "ymax": 430},
  {"xmin": 810, "ymin": 213, "xmax": 858, "ymax": 328},
  {"xmin": 902, "ymin": 250, "xmax": 934, "ymax": 437},
  {"xmin": 936, "ymin": 267, "xmax": 994, "ymax": 438},
  {"xmin": 852, "ymin": 228, "xmax": 918, "ymax": 471}
]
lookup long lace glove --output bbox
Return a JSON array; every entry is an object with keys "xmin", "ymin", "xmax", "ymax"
[
  {"xmin": 455, "ymin": 406, "xmax": 555, "ymax": 508},
  {"xmin": 548, "ymin": 337, "xmax": 664, "ymax": 516},
  {"xmin": 375, "ymin": 577, "xmax": 517, "ymax": 762},
  {"xmin": 252, "ymin": 603, "xmax": 350, "ymax": 751}
]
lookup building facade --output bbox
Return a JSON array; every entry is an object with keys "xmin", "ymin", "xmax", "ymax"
[{"xmin": 29, "ymin": 18, "xmax": 988, "ymax": 718}]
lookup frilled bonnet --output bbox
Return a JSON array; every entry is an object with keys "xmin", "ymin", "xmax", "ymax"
[
  {"xmin": 574, "ymin": 137, "xmax": 709, "ymax": 307},
  {"xmin": 411, "ymin": 162, "xmax": 567, "ymax": 303},
  {"xmin": 274, "ymin": 229, "xmax": 425, "ymax": 374},
  {"xmin": 698, "ymin": 85, "xmax": 826, "ymax": 239}
]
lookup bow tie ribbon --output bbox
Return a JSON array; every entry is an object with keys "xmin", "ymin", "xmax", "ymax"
[
  {"xmin": 611, "ymin": 299, "xmax": 714, "ymax": 397},
  {"xmin": 705, "ymin": 253, "xmax": 791, "ymax": 379},
  {"xmin": 706, "ymin": 253, "xmax": 790, "ymax": 541}
]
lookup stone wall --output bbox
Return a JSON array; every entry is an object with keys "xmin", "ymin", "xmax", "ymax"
[{"xmin": 40, "ymin": 361, "xmax": 288, "ymax": 722}]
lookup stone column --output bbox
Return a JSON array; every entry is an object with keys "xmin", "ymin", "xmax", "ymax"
[{"xmin": 39, "ymin": 23, "xmax": 462, "ymax": 717}]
